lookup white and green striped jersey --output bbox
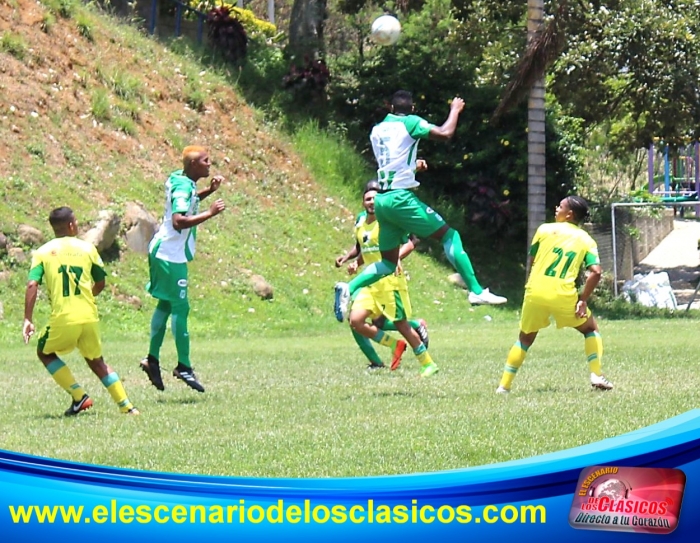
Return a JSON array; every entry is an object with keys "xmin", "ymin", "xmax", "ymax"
[
  {"xmin": 149, "ymin": 170, "xmax": 199, "ymax": 263},
  {"xmin": 370, "ymin": 113, "xmax": 434, "ymax": 190}
]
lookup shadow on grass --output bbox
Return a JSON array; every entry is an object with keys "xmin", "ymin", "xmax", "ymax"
[
  {"xmin": 154, "ymin": 396, "xmax": 204, "ymax": 405},
  {"xmin": 39, "ymin": 411, "xmax": 96, "ymax": 420},
  {"xmin": 369, "ymin": 391, "xmax": 418, "ymax": 399}
]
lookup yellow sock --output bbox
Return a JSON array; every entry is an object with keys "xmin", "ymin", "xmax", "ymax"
[
  {"xmin": 46, "ymin": 359, "xmax": 85, "ymax": 401},
  {"xmin": 373, "ymin": 330, "xmax": 398, "ymax": 350},
  {"xmin": 584, "ymin": 332, "xmax": 603, "ymax": 376},
  {"xmin": 499, "ymin": 341, "xmax": 529, "ymax": 390},
  {"xmin": 101, "ymin": 372, "xmax": 134, "ymax": 413},
  {"xmin": 414, "ymin": 344, "xmax": 434, "ymax": 367}
]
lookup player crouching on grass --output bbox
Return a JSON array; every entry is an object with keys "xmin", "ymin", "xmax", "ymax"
[
  {"xmin": 497, "ymin": 195, "xmax": 613, "ymax": 394},
  {"xmin": 23, "ymin": 207, "xmax": 139, "ymax": 416}
]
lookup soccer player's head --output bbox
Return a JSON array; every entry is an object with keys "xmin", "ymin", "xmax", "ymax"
[
  {"xmin": 364, "ymin": 180, "xmax": 381, "ymax": 194},
  {"xmin": 363, "ymin": 180, "xmax": 380, "ymax": 214},
  {"xmin": 182, "ymin": 145, "xmax": 211, "ymax": 181},
  {"xmin": 49, "ymin": 206, "xmax": 77, "ymax": 236},
  {"xmin": 391, "ymin": 90, "xmax": 414, "ymax": 115},
  {"xmin": 557, "ymin": 195, "xmax": 589, "ymax": 225}
]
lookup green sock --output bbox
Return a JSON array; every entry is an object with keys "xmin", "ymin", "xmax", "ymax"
[
  {"xmin": 171, "ymin": 300, "xmax": 191, "ymax": 367},
  {"xmin": 441, "ymin": 228, "xmax": 483, "ymax": 294},
  {"xmin": 149, "ymin": 299, "xmax": 171, "ymax": 360},
  {"xmin": 348, "ymin": 260, "xmax": 396, "ymax": 296},
  {"xmin": 381, "ymin": 320, "xmax": 420, "ymax": 332},
  {"xmin": 352, "ymin": 330, "xmax": 383, "ymax": 365}
]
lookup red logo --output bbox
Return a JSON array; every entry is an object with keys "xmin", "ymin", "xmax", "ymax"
[{"xmin": 569, "ymin": 466, "xmax": 685, "ymax": 534}]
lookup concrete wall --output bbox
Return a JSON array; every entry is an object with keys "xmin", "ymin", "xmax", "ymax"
[{"xmin": 584, "ymin": 208, "xmax": 675, "ymax": 281}]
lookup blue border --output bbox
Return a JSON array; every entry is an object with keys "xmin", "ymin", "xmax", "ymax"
[{"xmin": 2, "ymin": 409, "xmax": 700, "ymax": 541}]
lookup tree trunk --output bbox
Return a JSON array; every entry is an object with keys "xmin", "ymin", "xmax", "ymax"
[
  {"xmin": 288, "ymin": 0, "xmax": 327, "ymax": 61},
  {"xmin": 527, "ymin": 0, "xmax": 546, "ymax": 257}
]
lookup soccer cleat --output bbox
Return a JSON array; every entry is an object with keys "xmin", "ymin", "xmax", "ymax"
[
  {"xmin": 173, "ymin": 365, "xmax": 205, "ymax": 392},
  {"xmin": 390, "ymin": 340, "xmax": 407, "ymax": 371},
  {"xmin": 367, "ymin": 362, "xmax": 386, "ymax": 370},
  {"xmin": 333, "ymin": 282, "xmax": 350, "ymax": 322},
  {"xmin": 65, "ymin": 394, "xmax": 93, "ymax": 416},
  {"xmin": 590, "ymin": 373, "xmax": 614, "ymax": 390},
  {"xmin": 125, "ymin": 407, "xmax": 141, "ymax": 415},
  {"xmin": 416, "ymin": 319, "xmax": 430, "ymax": 349},
  {"xmin": 140, "ymin": 355, "xmax": 164, "ymax": 391},
  {"xmin": 419, "ymin": 362, "xmax": 439, "ymax": 378},
  {"xmin": 496, "ymin": 386, "xmax": 511, "ymax": 394},
  {"xmin": 468, "ymin": 288, "xmax": 507, "ymax": 305}
]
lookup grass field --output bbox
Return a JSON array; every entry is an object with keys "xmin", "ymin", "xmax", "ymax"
[{"xmin": 1, "ymin": 317, "xmax": 697, "ymax": 478}]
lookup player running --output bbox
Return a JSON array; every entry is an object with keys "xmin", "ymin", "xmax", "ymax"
[
  {"xmin": 23, "ymin": 207, "xmax": 139, "ymax": 416},
  {"xmin": 336, "ymin": 181, "xmax": 430, "ymax": 372}
]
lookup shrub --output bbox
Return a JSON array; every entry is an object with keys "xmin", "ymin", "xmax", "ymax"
[{"xmin": 206, "ymin": 5, "xmax": 247, "ymax": 64}]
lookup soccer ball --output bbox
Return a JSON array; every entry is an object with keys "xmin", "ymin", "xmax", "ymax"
[{"xmin": 370, "ymin": 15, "xmax": 401, "ymax": 46}]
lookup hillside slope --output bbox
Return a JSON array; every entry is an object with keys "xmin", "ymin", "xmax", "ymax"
[{"xmin": 0, "ymin": 1, "xmax": 509, "ymax": 341}]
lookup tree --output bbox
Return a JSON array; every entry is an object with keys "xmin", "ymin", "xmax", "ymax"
[
  {"xmin": 288, "ymin": 0, "xmax": 328, "ymax": 60},
  {"xmin": 526, "ymin": 0, "xmax": 546, "ymax": 254}
]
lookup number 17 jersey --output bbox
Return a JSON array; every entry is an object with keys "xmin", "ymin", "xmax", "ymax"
[
  {"xmin": 526, "ymin": 222, "xmax": 600, "ymax": 300},
  {"xmin": 28, "ymin": 237, "xmax": 107, "ymax": 326}
]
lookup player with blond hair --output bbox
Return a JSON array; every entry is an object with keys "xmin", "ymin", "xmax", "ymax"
[{"xmin": 140, "ymin": 146, "xmax": 226, "ymax": 393}]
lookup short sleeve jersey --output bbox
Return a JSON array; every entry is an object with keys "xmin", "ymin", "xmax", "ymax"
[
  {"xmin": 149, "ymin": 170, "xmax": 200, "ymax": 263},
  {"xmin": 28, "ymin": 237, "xmax": 107, "ymax": 325},
  {"xmin": 526, "ymin": 222, "xmax": 600, "ymax": 298},
  {"xmin": 370, "ymin": 114, "xmax": 434, "ymax": 191},
  {"xmin": 354, "ymin": 211, "xmax": 408, "ymax": 292}
]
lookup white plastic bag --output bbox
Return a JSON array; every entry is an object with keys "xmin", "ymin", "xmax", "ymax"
[{"xmin": 621, "ymin": 271, "xmax": 678, "ymax": 309}]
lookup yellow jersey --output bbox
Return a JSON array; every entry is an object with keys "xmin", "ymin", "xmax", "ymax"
[
  {"xmin": 526, "ymin": 222, "xmax": 600, "ymax": 299},
  {"xmin": 28, "ymin": 237, "xmax": 107, "ymax": 325},
  {"xmin": 354, "ymin": 212, "xmax": 408, "ymax": 292}
]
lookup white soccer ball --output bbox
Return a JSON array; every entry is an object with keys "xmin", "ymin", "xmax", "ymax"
[{"xmin": 370, "ymin": 15, "xmax": 401, "ymax": 46}]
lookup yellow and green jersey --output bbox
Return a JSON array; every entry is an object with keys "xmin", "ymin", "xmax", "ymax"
[
  {"xmin": 354, "ymin": 211, "xmax": 408, "ymax": 292},
  {"xmin": 28, "ymin": 237, "xmax": 107, "ymax": 326},
  {"xmin": 526, "ymin": 222, "xmax": 600, "ymax": 299}
]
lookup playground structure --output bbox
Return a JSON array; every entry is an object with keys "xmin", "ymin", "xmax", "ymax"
[{"xmin": 647, "ymin": 141, "xmax": 700, "ymax": 217}]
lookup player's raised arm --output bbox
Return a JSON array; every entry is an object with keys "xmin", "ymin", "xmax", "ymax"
[{"xmin": 429, "ymin": 97, "xmax": 465, "ymax": 141}]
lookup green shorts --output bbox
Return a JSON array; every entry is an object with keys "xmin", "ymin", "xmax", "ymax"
[
  {"xmin": 374, "ymin": 190, "xmax": 446, "ymax": 251},
  {"xmin": 38, "ymin": 321, "xmax": 102, "ymax": 360},
  {"xmin": 147, "ymin": 255, "xmax": 189, "ymax": 303}
]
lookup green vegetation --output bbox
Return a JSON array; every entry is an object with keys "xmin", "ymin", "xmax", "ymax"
[{"xmin": 0, "ymin": 31, "xmax": 27, "ymax": 60}]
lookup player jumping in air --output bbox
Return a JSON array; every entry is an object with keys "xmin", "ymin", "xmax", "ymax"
[
  {"xmin": 140, "ymin": 146, "xmax": 226, "ymax": 393},
  {"xmin": 496, "ymin": 196, "xmax": 613, "ymax": 393},
  {"xmin": 334, "ymin": 90, "xmax": 506, "ymax": 325}
]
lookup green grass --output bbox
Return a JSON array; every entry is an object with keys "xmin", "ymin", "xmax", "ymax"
[
  {"xmin": 0, "ymin": 31, "xmax": 27, "ymax": 60},
  {"xmin": 1, "ymin": 319, "xmax": 697, "ymax": 478}
]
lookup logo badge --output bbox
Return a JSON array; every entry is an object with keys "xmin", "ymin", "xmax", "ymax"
[{"xmin": 569, "ymin": 466, "xmax": 685, "ymax": 534}]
